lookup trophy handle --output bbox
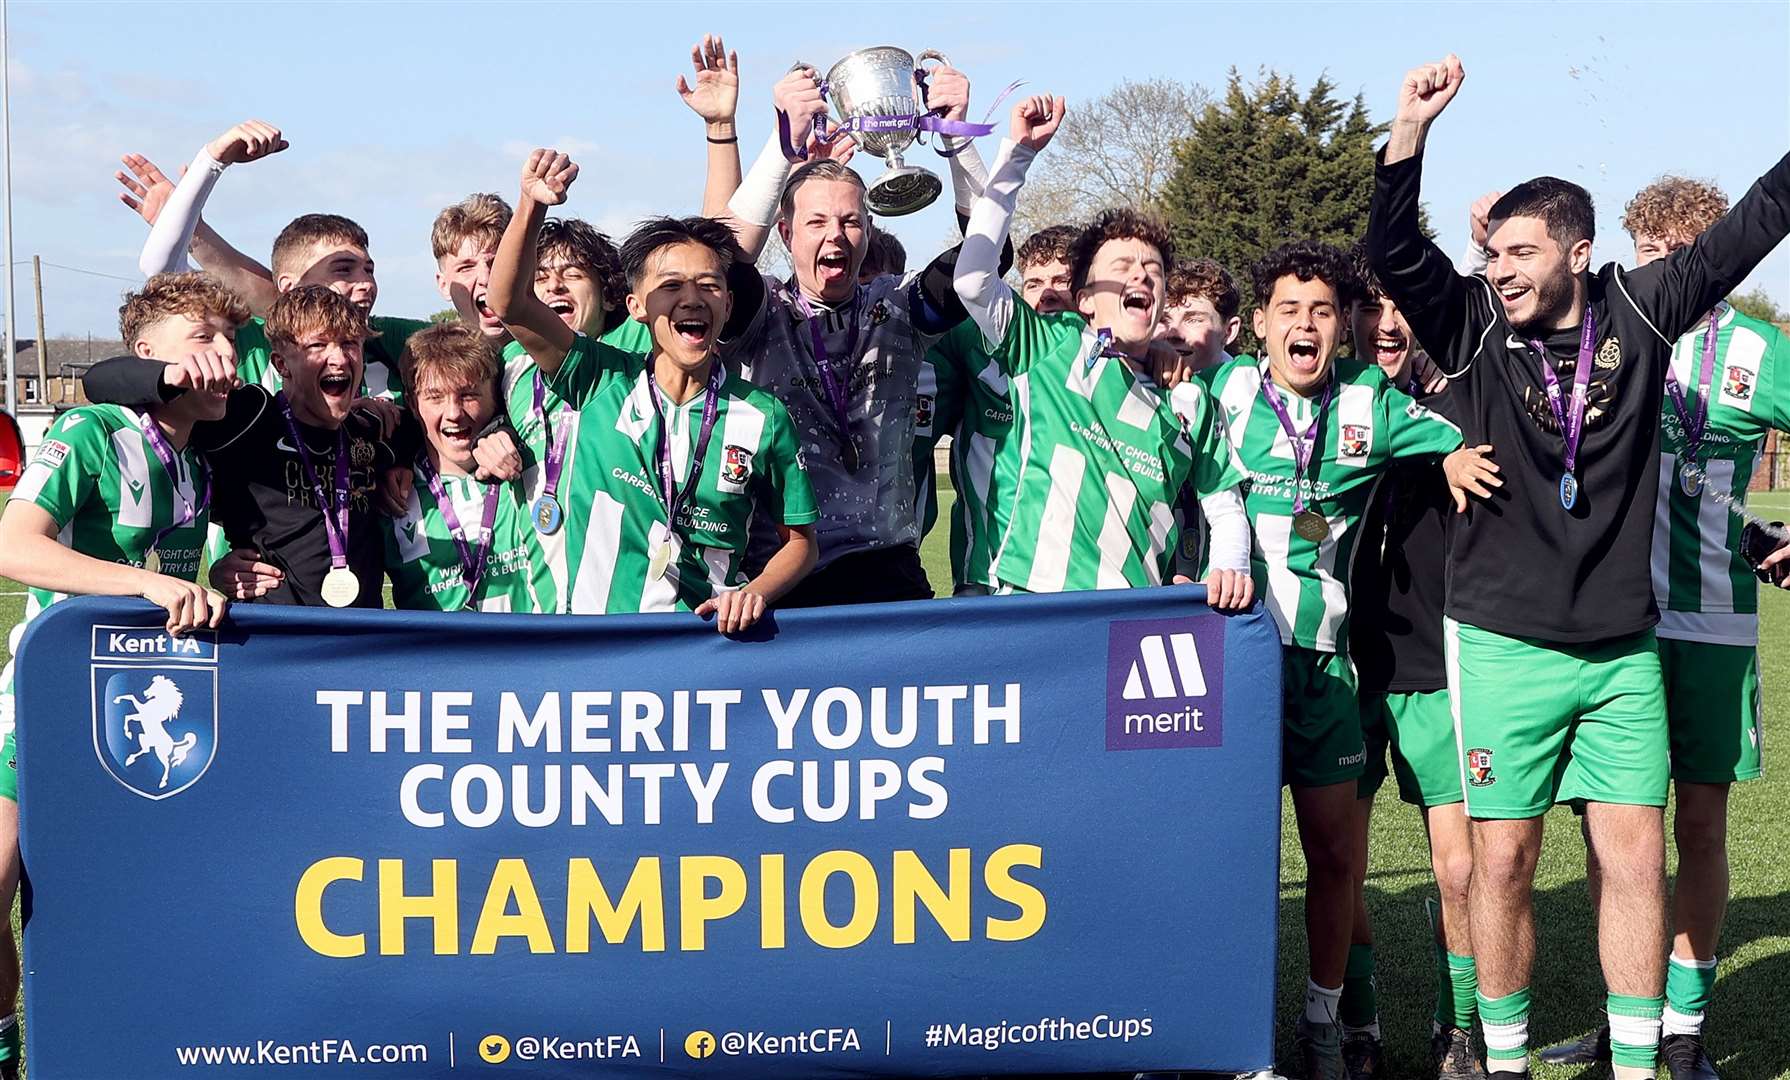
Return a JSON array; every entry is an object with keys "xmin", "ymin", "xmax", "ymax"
[{"xmin": 913, "ymin": 49, "xmax": 952, "ymax": 147}]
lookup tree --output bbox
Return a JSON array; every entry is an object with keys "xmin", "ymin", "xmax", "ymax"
[
  {"xmin": 1013, "ymin": 78, "xmax": 1207, "ymax": 239},
  {"xmin": 1157, "ymin": 68, "xmax": 1387, "ymax": 330},
  {"xmin": 1729, "ymin": 285, "xmax": 1789, "ymax": 326},
  {"xmin": 430, "ymin": 308, "xmax": 459, "ymax": 324}
]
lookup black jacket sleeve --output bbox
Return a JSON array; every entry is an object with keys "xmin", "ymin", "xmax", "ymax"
[
  {"xmin": 1620, "ymin": 150, "xmax": 1790, "ymax": 342},
  {"xmin": 1367, "ymin": 150, "xmax": 1494, "ymax": 374},
  {"xmin": 82, "ymin": 356, "xmax": 177, "ymax": 408},
  {"xmin": 722, "ymin": 257, "xmax": 765, "ymax": 341}
]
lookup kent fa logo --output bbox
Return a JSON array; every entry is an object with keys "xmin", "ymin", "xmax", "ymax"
[
  {"xmin": 91, "ymin": 625, "xmax": 219, "ymax": 800},
  {"xmin": 1466, "ymin": 747, "xmax": 1496, "ymax": 787},
  {"xmin": 1105, "ymin": 617, "xmax": 1225, "ymax": 751}
]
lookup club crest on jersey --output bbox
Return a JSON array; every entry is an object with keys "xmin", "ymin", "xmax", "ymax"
[
  {"xmin": 915, "ymin": 393, "xmax": 935, "ymax": 431},
  {"xmin": 869, "ymin": 299, "xmax": 891, "ymax": 327},
  {"xmin": 1466, "ymin": 747, "xmax": 1496, "ymax": 787},
  {"xmin": 349, "ymin": 439, "xmax": 376, "ymax": 467},
  {"xmin": 722, "ymin": 444, "xmax": 754, "ymax": 486},
  {"xmin": 1595, "ymin": 337, "xmax": 1622, "ymax": 370},
  {"xmin": 1340, "ymin": 424, "xmax": 1371, "ymax": 459},
  {"xmin": 1724, "ymin": 365, "xmax": 1755, "ymax": 402},
  {"xmin": 90, "ymin": 626, "xmax": 219, "ymax": 801}
]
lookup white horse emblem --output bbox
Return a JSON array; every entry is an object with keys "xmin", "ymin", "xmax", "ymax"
[{"xmin": 113, "ymin": 675, "xmax": 198, "ymax": 790}]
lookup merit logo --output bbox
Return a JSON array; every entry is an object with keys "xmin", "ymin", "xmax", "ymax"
[{"xmin": 1105, "ymin": 617, "xmax": 1224, "ymax": 751}]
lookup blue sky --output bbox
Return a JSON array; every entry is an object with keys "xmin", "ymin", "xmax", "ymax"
[{"xmin": 4, "ymin": 0, "xmax": 1787, "ymax": 340}]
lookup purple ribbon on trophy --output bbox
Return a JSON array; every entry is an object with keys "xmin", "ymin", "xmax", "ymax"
[{"xmin": 775, "ymin": 47, "xmax": 1010, "ymax": 216}]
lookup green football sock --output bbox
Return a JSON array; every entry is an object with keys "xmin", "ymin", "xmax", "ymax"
[
  {"xmin": 1608, "ymin": 992, "xmax": 1664, "ymax": 1072},
  {"xmin": 1478, "ymin": 986, "xmax": 1531, "ymax": 1072},
  {"xmin": 1441, "ymin": 952, "xmax": 1479, "ymax": 1030},
  {"xmin": 1663, "ymin": 954, "xmax": 1717, "ymax": 1035},
  {"xmin": 1341, "ymin": 943, "xmax": 1378, "ymax": 1028}
]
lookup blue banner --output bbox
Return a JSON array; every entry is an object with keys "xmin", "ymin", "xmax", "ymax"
[{"xmin": 17, "ymin": 589, "xmax": 1282, "ymax": 1078}]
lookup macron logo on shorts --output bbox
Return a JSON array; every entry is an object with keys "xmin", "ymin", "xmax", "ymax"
[{"xmin": 1105, "ymin": 617, "xmax": 1225, "ymax": 751}]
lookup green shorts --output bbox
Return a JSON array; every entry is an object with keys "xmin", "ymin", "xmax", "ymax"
[
  {"xmin": 1446, "ymin": 620, "xmax": 1668, "ymax": 819},
  {"xmin": 1283, "ymin": 646, "xmax": 1365, "ymax": 789},
  {"xmin": 0, "ymin": 729, "xmax": 15, "ymax": 804},
  {"xmin": 1660, "ymin": 638, "xmax": 1763, "ymax": 784},
  {"xmin": 1360, "ymin": 689, "xmax": 1464, "ymax": 807}
]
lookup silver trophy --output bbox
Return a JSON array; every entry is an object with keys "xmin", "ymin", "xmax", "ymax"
[{"xmin": 819, "ymin": 46, "xmax": 952, "ymax": 217}]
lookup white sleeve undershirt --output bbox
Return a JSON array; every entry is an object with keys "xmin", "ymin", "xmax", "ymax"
[
  {"xmin": 1196, "ymin": 487, "xmax": 1251, "ymax": 573},
  {"xmin": 138, "ymin": 147, "xmax": 227, "ymax": 277},
  {"xmin": 726, "ymin": 133, "xmax": 791, "ymax": 228},
  {"xmin": 955, "ymin": 138, "xmax": 1034, "ymax": 349},
  {"xmin": 946, "ymin": 137, "xmax": 991, "ymax": 214}
]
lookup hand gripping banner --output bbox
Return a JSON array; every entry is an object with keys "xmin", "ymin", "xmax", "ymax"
[{"xmin": 17, "ymin": 589, "xmax": 1281, "ymax": 1077}]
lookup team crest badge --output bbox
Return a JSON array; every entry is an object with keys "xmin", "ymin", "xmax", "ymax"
[
  {"xmin": 349, "ymin": 439, "xmax": 376, "ymax": 467},
  {"xmin": 1725, "ymin": 365, "xmax": 1755, "ymax": 401},
  {"xmin": 1466, "ymin": 747, "xmax": 1496, "ymax": 787},
  {"xmin": 722, "ymin": 444, "xmax": 754, "ymax": 484},
  {"xmin": 869, "ymin": 300, "xmax": 891, "ymax": 327},
  {"xmin": 915, "ymin": 393, "xmax": 935, "ymax": 430},
  {"xmin": 92, "ymin": 627, "xmax": 219, "ymax": 800},
  {"xmin": 1595, "ymin": 337, "xmax": 1622, "ymax": 370},
  {"xmin": 1340, "ymin": 424, "xmax": 1370, "ymax": 459}
]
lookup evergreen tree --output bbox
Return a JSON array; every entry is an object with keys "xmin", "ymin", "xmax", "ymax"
[{"xmin": 1157, "ymin": 68, "xmax": 1393, "ymax": 346}]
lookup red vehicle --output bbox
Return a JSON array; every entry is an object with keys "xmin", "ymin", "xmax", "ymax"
[{"xmin": 0, "ymin": 408, "xmax": 24, "ymax": 498}]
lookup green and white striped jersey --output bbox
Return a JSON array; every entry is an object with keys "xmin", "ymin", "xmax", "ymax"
[
  {"xmin": 926, "ymin": 320, "xmax": 1019, "ymax": 592},
  {"xmin": 382, "ymin": 465, "xmax": 535, "ymax": 613},
  {"xmin": 979, "ymin": 302, "xmax": 1241, "ymax": 593},
  {"xmin": 504, "ymin": 332, "xmax": 817, "ymax": 615},
  {"xmin": 499, "ymin": 320, "xmax": 655, "ymax": 613},
  {"xmin": 1651, "ymin": 304, "xmax": 1790, "ymax": 645},
  {"xmin": 1201, "ymin": 355, "xmax": 1462, "ymax": 651},
  {"xmin": 1, "ymin": 405, "xmax": 209, "ymax": 725},
  {"xmin": 230, "ymin": 314, "xmax": 431, "ymax": 401}
]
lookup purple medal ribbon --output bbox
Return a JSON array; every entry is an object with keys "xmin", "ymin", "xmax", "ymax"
[
  {"xmin": 645, "ymin": 357, "xmax": 725, "ymax": 536},
  {"xmin": 415, "ymin": 454, "xmax": 499, "ymax": 607},
  {"xmin": 793, "ymin": 287, "xmax": 863, "ymax": 467},
  {"xmin": 1258, "ymin": 373, "xmax": 1335, "ymax": 516},
  {"xmin": 1664, "ymin": 310, "xmax": 1721, "ymax": 471},
  {"xmin": 531, "ymin": 375, "xmax": 567, "ymax": 502},
  {"xmin": 1528, "ymin": 307, "xmax": 1598, "ymax": 500},
  {"xmin": 139, "ymin": 417, "xmax": 210, "ymax": 557},
  {"xmin": 275, "ymin": 392, "xmax": 351, "ymax": 572}
]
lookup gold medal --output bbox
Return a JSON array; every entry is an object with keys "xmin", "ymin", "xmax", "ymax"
[
  {"xmin": 649, "ymin": 541, "xmax": 673, "ymax": 581},
  {"xmin": 1293, "ymin": 510, "xmax": 1330, "ymax": 543}
]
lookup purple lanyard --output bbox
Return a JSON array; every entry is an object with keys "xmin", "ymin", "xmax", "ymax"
[
  {"xmin": 415, "ymin": 454, "xmax": 499, "ymax": 605},
  {"xmin": 139, "ymin": 416, "xmax": 210, "ymax": 555},
  {"xmin": 792, "ymin": 287, "xmax": 862, "ymax": 442},
  {"xmin": 1529, "ymin": 307, "xmax": 1598, "ymax": 479},
  {"xmin": 1664, "ymin": 311, "xmax": 1721, "ymax": 466},
  {"xmin": 645, "ymin": 357, "xmax": 724, "ymax": 533},
  {"xmin": 531, "ymin": 374, "xmax": 567, "ymax": 500},
  {"xmin": 275, "ymin": 393, "xmax": 351, "ymax": 571},
  {"xmin": 1258, "ymin": 373, "xmax": 1334, "ymax": 515}
]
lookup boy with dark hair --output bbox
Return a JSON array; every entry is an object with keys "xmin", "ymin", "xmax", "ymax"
[
  {"xmin": 1157, "ymin": 258, "xmax": 1243, "ymax": 373},
  {"xmin": 488, "ymin": 150, "xmax": 816, "ymax": 630},
  {"xmin": 955, "ymin": 95, "xmax": 1255, "ymax": 607},
  {"xmin": 84, "ymin": 285, "xmax": 420, "ymax": 608},
  {"xmin": 1344, "ymin": 246, "xmax": 1481, "ymax": 1080},
  {"xmin": 859, "ymin": 226, "xmax": 908, "ymax": 283},
  {"xmin": 1201, "ymin": 239, "xmax": 1487, "ymax": 1080},
  {"xmin": 1539, "ymin": 177, "xmax": 1790, "ymax": 1080},
  {"xmin": 1369, "ymin": 53, "xmax": 1790, "ymax": 1079},
  {"xmin": 384, "ymin": 323, "xmax": 536, "ymax": 612}
]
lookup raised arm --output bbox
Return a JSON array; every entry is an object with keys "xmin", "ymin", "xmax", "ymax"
[
  {"xmin": 718, "ymin": 67, "xmax": 848, "ymax": 262},
  {"xmin": 1622, "ymin": 150, "xmax": 1790, "ymax": 341},
  {"xmin": 956, "ymin": 95, "xmax": 1065, "ymax": 349},
  {"xmin": 487, "ymin": 149, "xmax": 580, "ymax": 376},
  {"xmin": 124, "ymin": 122, "xmax": 287, "ymax": 312},
  {"xmin": 1367, "ymin": 56, "xmax": 1487, "ymax": 373},
  {"xmin": 675, "ymin": 34, "xmax": 743, "ymax": 217}
]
